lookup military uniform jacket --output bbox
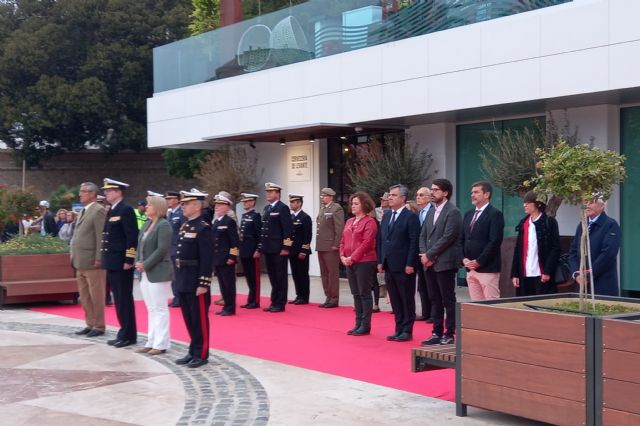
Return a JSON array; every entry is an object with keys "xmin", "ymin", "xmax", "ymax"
[
  {"xmin": 290, "ymin": 210, "xmax": 312, "ymax": 257},
  {"xmin": 239, "ymin": 209, "xmax": 261, "ymax": 258},
  {"xmin": 169, "ymin": 205, "xmax": 187, "ymax": 257},
  {"xmin": 212, "ymin": 214, "xmax": 240, "ymax": 266},
  {"xmin": 315, "ymin": 201, "xmax": 344, "ymax": 251},
  {"xmin": 258, "ymin": 200, "xmax": 293, "ymax": 254},
  {"xmin": 101, "ymin": 201, "xmax": 138, "ymax": 271},
  {"xmin": 175, "ymin": 216, "xmax": 213, "ymax": 292}
]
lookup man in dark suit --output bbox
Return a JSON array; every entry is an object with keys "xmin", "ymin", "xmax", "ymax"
[
  {"xmin": 569, "ymin": 198, "xmax": 621, "ymax": 296},
  {"xmin": 419, "ymin": 178, "xmax": 462, "ymax": 346},
  {"xmin": 174, "ymin": 189, "xmax": 214, "ymax": 368},
  {"xmin": 460, "ymin": 181, "xmax": 504, "ymax": 301},
  {"xmin": 377, "ymin": 184, "xmax": 421, "ymax": 342},
  {"xmin": 239, "ymin": 193, "xmax": 262, "ymax": 309},
  {"xmin": 254, "ymin": 182, "xmax": 293, "ymax": 312},
  {"xmin": 211, "ymin": 193, "xmax": 240, "ymax": 316},
  {"xmin": 166, "ymin": 190, "xmax": 186, "ymax": 307},
  {"xmin": 288, "ymin": 193, "xmax": 312, "ymax": 305},
  {"xmin": 414, "ymin": 187, "xmax": 433, "ymax": 322},
  {"xmin": 100, "ymin": 178, "xmax": 139, "ymax": 348}
]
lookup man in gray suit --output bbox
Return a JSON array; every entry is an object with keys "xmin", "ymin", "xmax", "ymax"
[
  {"xmin": 419, "ymin": 178, "xmax": 462, "ymax": 346},
  {"xmin": 71, "ymin": 182, "xmax": 107, "ymax": 337}
]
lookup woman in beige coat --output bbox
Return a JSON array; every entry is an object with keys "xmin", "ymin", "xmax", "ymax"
[{"xmin": 135, "ymin": 195, "xmax": 174, "ymax": 354}]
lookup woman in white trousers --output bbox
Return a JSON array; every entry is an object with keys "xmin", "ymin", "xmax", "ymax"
[{"xmin": 135, "ymin": 194, "xmax": 174, "ymax": 355}]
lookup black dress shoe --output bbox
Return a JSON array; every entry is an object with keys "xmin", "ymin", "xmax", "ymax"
[
  {"xmin": 263, "ymin": 306, "xmax": 274, "ymax": 312},
  {"xmin": 266, "ymin": 306, "xmax": 285, "ymax": 313},
  {"xmin": 394, "ymin": 332, "xmax": 412, "ymax": 342},
  {"xmin": 318, "ymin": 303, "xmax": 327, "ymax": 308},
  {"xmin": 175, "ymin": 354, "xmax": 193, "ymax": 365},
  {"xmin": 168, "ymin": 302, "xmax": 180, "ymax": 308},
  {"xmin": 386, "ymin": 333, "xmax": 400, "ymax": 341},
  {"xmin": 86, "ymin": 329, "xmax": 105, "ymax": 337},
  {"xmin": 288, "ymin": 299, "xmax": 299, "ymax": 304},
  {"xmin": 323, "ymin": 303, "xmax": 338, "ymax": 308},
  {"xmin": 347, "ymin": 326, "xmax": 360, "ymax": 335},
  {"xmin": 218, "ymin": 311, "xmax": 235, "ymax": 316},
  {"xmin": 352, "ymin": 327, "xmax": 371, "ymax": 336},
  {"xmin": 426, "ymin": 318, "xmax": 434, "ymax": 323},
  {"xmin": 187, "ymin": 358, "xmax": 208, "ymax": 368},
  {"xmin": 421, "ymin": 334, "xmax": 442, "ymax": 346},
  {"xmin": 242, "ymin": 303, "xmax": 259, "ymax": 309},
  {"xmin": 107, "ymin": 338, "xmax": 120, "ymax": 346},
  {"xmin": 114, "ymin": 340, "xmax": 135, "ymax": 348},
  {"xmin": 75, "ymin": 327, "xmax": 91, "ymax": 335},
  {"xmin": 293, "ymin": 300, "xmax": 308, "ymax": 305}
]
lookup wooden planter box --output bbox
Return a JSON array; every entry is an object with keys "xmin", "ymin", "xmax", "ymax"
[
  {"xmin": 0, "ymin": 253, "xmax": 78, "ymax": 305},
  {"xmin": 456, "ymin": 294, "xmax": 640, "ymax": 426},
  {"xmin": 597, "ymin": 314, "xmax": 640, "ymax": 426}
]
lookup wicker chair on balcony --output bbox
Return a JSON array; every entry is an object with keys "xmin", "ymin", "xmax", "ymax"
[
  {"xmin": 237, "ymin": 24, "xmax": 272, "ymax": 72},
  {"xmin": 270, "ymin": 15, "xmax": 313, "ymax": 66}
]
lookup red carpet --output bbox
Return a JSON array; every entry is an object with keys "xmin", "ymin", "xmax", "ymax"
[{"xmin": 32, "ymin": 296, "xmax": 454, "ymax": 400}]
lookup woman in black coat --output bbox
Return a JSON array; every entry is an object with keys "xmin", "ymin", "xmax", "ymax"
[{"xmin": 511, "ymin": 191, "xmax": 561, "ymax": 296}]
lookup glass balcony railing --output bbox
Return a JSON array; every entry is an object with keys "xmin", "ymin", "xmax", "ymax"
[{"xmin": 153, "ymin": 0, "xmax": 572, "ymax": 93}]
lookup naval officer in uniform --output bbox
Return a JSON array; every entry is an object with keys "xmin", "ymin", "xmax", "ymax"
[
  {"xmin": 174, "ymin": 189, "xmax": 214, "ymax": 368},
  {"xmin": 166, "ymin": 190, "xmax": 186, "ymax": 307},
  {"xmin": 212, "ymin": 193, "xmax": 240, "ymax": 316},
  {"xmin": 288, "ymin": 193, "xmax": 312, "ymax": 305},
  {"xmin": 239, "ymin": 193, "xmax": 261, "ymax": 309},
  {"xmin": 101, "ymin": 178, "xmax": 139, "ymax": 348},
  {"xmin": 253, "ymin": 182, "xmax": 293, "ymax": 313}
]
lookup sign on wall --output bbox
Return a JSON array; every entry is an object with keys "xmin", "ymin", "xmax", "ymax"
[{"xmin": 288, "ymin": 145, "xmax": 313, "ymax": 182}]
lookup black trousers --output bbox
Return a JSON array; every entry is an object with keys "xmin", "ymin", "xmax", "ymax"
[
  {"xmin": 265, "ymin": 253, "xmax": 288, "ymax": 309},
  {"xmin": 107, "ymin": 268, "xmax": 137, "ymax": 342},
  {"xmin": 425, "ymin": 267, "xmax": 457, "ymax": 338},
  {"xmin": 170, "ymin": 256, "xmax": 180, "ymax": 304},
  {"xmin": 215, "ymin": 264, "xmax": 236, "ymax": 313},
  {"xmin": 347, "ymin": 262, "xmax": 376, "ymax": 330},
  {"xmin": 384, "ymin": 270, "xmax": 417, "ymax": 335},
  {"xmin": 179, "ymin": 290, "xmax": 211, "ymax": 361},
  {"xmin": 241, "ymin": 256, "xmax": 259, "ymax": 305},
  {"xmin": 416, "ymin": 265, "xmax": 432, "ymax": 318},
  {"xmin": 289, "ymin": 254, "xmax": 310, "ymax": 302},
  {"xmin": 517, "ymin": 276, "xmax": 557, "ymax": 297}
]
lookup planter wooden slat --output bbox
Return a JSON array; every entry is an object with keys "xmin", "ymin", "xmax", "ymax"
[
  {"xmin": 603, "ymin": 378, "xmax": 640, "ymax": 415},
  {"xmin": 603, "ymin": 349, "xmax": 640, "ymax": 383},
  {"xmin": 0, "ymin": 253, "xmax": 73, "ymax": 281},
  {"xmin": 461, "ymin": 353, "xmax": 585, "ymax": 402},
  {"xmin": 603, "ymin": 408, "xmax": 640, "ymax": 426},
  {"xmin": 461, "ymin": 329, "xmax": 586, "ymax": 373},
  {"xmin": 461, "ymin": 303, "xmax": 586, "ymax": 344},
  {"xmin": 602, "ymin": 320, "xmax": 640, "ymax": 353},
  {"xmin": 461, "ymin": 379, "xmax": 585, "ymax": 426}
]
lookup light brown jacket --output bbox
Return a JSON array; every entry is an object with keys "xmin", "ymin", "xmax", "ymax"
[
  {"xmin": 71, "ymin": 202, "xmax": 107, "ymax": 270},
  {"xmin": 315, "ymin": 201, "xmax": 344, "ymax": 251}
]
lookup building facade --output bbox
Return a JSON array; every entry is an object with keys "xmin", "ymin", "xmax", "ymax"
[{"xmin": 147, "ymin": 0, "xmax": 640, "ymax": 294}]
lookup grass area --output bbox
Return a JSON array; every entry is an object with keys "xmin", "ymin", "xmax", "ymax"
[
  {"xmin": 0, "ymin": 234, "xmax": 69, "ymax": 255},
  {"xmin": 554, "ymin": 301, "xmax": 639, "ymax": 316}
]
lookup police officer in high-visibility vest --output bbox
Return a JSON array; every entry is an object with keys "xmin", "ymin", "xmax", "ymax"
[
  {"xmin": 101, "ymin": 178, "xmax": 139, "ymax": 348},
  {"xmin": 174, "ymin": 189, "xmax": 214, "ymax": 368}
]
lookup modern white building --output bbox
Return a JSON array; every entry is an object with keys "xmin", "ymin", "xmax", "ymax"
[{"xmin": 147, "ymin": 0, "xmax": 640, "ymax": 295}]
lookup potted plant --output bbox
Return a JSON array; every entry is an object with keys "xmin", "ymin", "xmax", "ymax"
[
  {"xmin": 0, "ymin": 234, "xmax": 77, "ymax": 305},
  {"xmin": 456, "ymin": 141, "xmax": 636, "ymax": 426}
]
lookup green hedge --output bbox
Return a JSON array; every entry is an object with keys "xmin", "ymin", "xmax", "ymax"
[{"xmin": 0, "ymin": 235, "xmax": 70, "ymax": 256}]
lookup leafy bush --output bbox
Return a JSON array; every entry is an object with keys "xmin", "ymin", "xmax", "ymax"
[
  {"xmin": 0, "ymin": 185, "xmax": 38, "ymax": 233},
  {"xmin": 0, "ymin": 234, "xmax": 70, "ymax": 256},
  {"xmin": 50, "ymin": 184, "xmax": 80, "ymax": 213}
]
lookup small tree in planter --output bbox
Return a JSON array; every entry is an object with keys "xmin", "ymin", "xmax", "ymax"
[{"xmin": 528, "ymin": 140, "xmax": 625, "ymax": 308}]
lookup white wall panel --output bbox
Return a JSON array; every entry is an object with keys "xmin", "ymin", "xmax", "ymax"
[
  {"xmin": 428, "ymin": 69, "xmax": 482, "ymax": 113},
  {"xmin": 239, "ymin": 105, "xmax": 271, "ymax": 134},
  {"xmin": 481, "ymin": 12, "xmax": 540, "ymax": 65},
  {"xmin": 301, "ymin": 55, "xmax": 342, "ymax": 97},
  {"xmin": 481, "ymin": 59, "xmax": 540, "ymax": 106},
  {"xmin": 610, "ymin": 41, "xmax": 640, "ymax": 89},
  {"xmin": 302, "ymin": 93, "xmax": 342, "ymax": 124},
  {"xmin": 340, "ymin": 86, "xmax": 382, "ymax": 123},
  {"xmin": 540, "ymin": 47, "xmax": 608, "ymax": 98},
  {"xmin": 381, "ymin": 36, "xmax": 429, "ymax": 84},
  {"xmin": 540, "ymin": 0, "xmax": 608, "ymax": 56},
  {"xmin": 339, "ymin": 46, "xmax": 383, "ymax": 90},
  {"xmin": 428, "ymin": 24, "xmax": 482, "ymax": 75},
  {"xmin": 381, "ymin": 78, "xmax": 428, "ymax": 119},
  {"xmin": 268, "ymin": 65, "xmax": 305, "ymax": 103},
  {"xmin": 269, "ymin": 99, "xmax": 305, "ymax": 129},
  {"xmin": 609, "ymin": 0, "xmax": 640, "ymax": 44}
]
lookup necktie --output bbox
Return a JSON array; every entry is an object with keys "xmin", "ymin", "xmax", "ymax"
[
  {"xmin": 419, "ymin": 208, "xmax": 426, "ymax": 226},
  {"xmin": 469, "ymin": 209, "xmax": 481, "ymax": 232},
  {"xmin": 80, "ymin": 207, "xmax": 86, "ymax": 218},
  {"xmin": 388, "ymin": 211, "xmax": 397, "ymax": 232}
]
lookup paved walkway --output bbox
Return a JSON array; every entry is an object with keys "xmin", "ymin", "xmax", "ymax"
[{"xmin": 0, "ymin": 276, "xmax": 544, "ymax": 425}]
